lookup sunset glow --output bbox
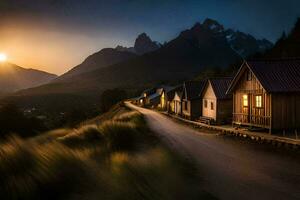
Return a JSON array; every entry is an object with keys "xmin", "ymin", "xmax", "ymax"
[{"xmin": 0, "ymin": 53, "xmax": 7, "ymax": 62}]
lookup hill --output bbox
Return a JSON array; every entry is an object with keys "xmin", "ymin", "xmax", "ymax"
[
  {"xmin": 57, "ymin": 48, "xmax": 137, "ymax": 81},
  {"xmin": 8, "ymin": 18, "xmax": 273, "ymax": 113},
  {"xmin": 0, "ymin": 63, "xmax": 57, "ymax": 93}
]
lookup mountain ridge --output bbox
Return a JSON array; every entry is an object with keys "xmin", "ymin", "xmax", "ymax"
[
  {"xmin": 0, "ymin": 62, "xmax": 57, "ymax": 93},
  {"xmin": 9, "ymin": 18, "xmax": 274, "ymax": 111}
]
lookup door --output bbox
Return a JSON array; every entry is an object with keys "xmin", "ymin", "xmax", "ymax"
[{"xmin": 242, "ymin": 94, "xmax": 250, "ymax": 123}]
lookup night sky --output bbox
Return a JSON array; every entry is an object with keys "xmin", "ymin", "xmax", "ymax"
[{"xmin": 0, "ymin": 0, "xmax": 299, "ymax": 74}]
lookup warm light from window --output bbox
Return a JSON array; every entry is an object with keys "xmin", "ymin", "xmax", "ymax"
[
  {"xmin": 243, "ymin": 95, "xmax": 248, "ymax": 107},
  {"xmin": 0, "ymin": 53, "xmax": 7, "ymax": 62},
  {"xmin": 255, "ymin": 95, "xmax": 262, "ymax": 107}
]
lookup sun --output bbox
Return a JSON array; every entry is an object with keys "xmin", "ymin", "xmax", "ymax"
[{"xmin": 0, "ymin": 53, "xmax": 7, "ymax": 62}]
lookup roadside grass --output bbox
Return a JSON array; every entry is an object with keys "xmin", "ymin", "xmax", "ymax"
[{"xmin": 0, "ymin": 104, "xmax": 213, "ymax": 200}]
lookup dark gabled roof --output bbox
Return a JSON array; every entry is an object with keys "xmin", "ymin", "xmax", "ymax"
[
  {"xmin": 183, "ymin": 80, "xmax": 206, "ymax": 100},
  {"xmin": 209, "ymin": 78, "xmax": 232, "ymax": 99},
  {"xmin": 131, "ymin": 96, "xmax": 141, "ymax": 101},
  {"xmin": 227, "ymin": 59, "xmax": 300, "ymax": 94},
  {"xmin": 248, "ymin": 60, "xmax": 300, "ymax": 93},
  {"xmin": 166, "ymin": 85, "xmax": 183, "ymax": 100},
  {"xmin": 142, "ymin": 87, "xmax": 156, "ymax": 95},
  {"xmin": 148, "ymin": 92, "xmax": 160, "ymax": 100}
]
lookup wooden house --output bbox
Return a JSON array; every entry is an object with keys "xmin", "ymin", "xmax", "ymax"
[
  {"xmin": 182, "ymin": 80, "xmax": 206, "ymax": 120},
  {"xmin": 227, "ymin": 60, "xmax": 300, "ymax": 132},
  {"xmin": 159, "ymin": 86, "xmax": 175, "ymax": 110},
  {"xmin": 173, "ymin": 90, "xmax": 183, "ymax": 115},
  {"xmin": 146, "ymin": 89, "xmax": 162, "ymax": 107},
  {"xmin": 139, "ymin": 88, "xmax": 157, "ymax": 107},
  {"xmin": 201, "ymin": 78, "xmax": 232, "ymax": 124},
  {"xmin": 160, "ymin": 86, "xmax": 183, "ymax": 112}
]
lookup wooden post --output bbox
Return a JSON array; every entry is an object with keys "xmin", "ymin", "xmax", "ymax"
[
  {"xmin": 269, "ymin": 93, "xmax": 272, "ymax": 135},
  {"xmin": 296, "ymin": 129, "xmax": 298, "ymax": 140}
]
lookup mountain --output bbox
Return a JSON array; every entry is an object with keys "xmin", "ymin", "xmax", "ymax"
[
  {"xmin": 264, "ymin": 18, "xmax": 300, "ymax": 58},
  {"xmin": 201, "ymin": 18, "xmax": 273, "ymax": 57},
  {"xmin": 10, "ymin": 18, "xmax": 273, "ymax": 112},
  {"xmin": 0, "ymin": 63, "xmax": 57, "ymax": 93},
  {"xmin": 115, "ymin": 33, "xmax": 161, "ymax": 55},
  {"xmin": 20, "ymin": 18, "xmax": 244, "ymax": 96},
  {"xmin": 57, "ymin": 48, "xmax": 136, "ymax": 81},
  {"xmin": 133, "ymin": 33, "xmax": 161, "ymax": 55}
]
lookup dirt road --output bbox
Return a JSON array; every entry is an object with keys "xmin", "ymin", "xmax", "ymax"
[{"xmin": 127, "ymin": 102, "xmax": 300, "ymax": 200}]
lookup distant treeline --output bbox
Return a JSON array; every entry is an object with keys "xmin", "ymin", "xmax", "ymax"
[{"xmin": 0, "ymin": 88, "xmax": 128, "ymax": 139}]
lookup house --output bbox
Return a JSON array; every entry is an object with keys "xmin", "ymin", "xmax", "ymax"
[
  {"xmin": 159, "ymin": 86, "xmax": 175, "ymax": 110},
  {"xmin": 131, "ymin": 95, "xmax": 143, "ymax": 105},
  {"xmin": 139, "ymin": 88, "xmax": 157, "ymax": 107},
  {"xmin": 227, "ymin": 59, "xmax": 300, "ymax": 133},
  {"xmin": 182, "ymin": 80, "xmax": 206, "ymax": 120},
  {"xmin": 201, "ymin": 78, "xmax": 232, "ymax": 124},
  {"xmin": 173, "ymin": 90, "xmax": 183, "ymax": 115},
  {"xmin": 160, "ymin": 85, "xmax": 183, "ymax": 112},
  {"xmin": 139, "ymin": 87, "xmax": 166, "ymax": 107},
  {"xmin": 146, "ymin": 91, "xmax": 161, "ymax": 107}
]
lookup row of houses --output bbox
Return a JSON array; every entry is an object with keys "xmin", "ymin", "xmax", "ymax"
[{"xmin": 133, "ymin": 59, "xmax": 300, "ymax": 133}]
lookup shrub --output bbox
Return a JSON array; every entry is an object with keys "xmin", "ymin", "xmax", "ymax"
[
  {"xmin": 0, "ymin": 136, "xmax": 99, "ymax": 200},
  {"xmin": 99, "ymin": 121, "xmax": 140, "ymax": 151},
  {"xmin": 0, "ymin": 106, "xmax": 206, "ymax": 200},
  {"xmin": 0, "ymin": 103, "xmax": 46, "ymax": 138},
  {"xmin": 59, "ymin": 125, "xmax": 104, "ymax": 147}
]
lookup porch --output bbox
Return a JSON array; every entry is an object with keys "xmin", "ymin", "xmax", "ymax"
[{"xmin": 233, "ymin": 113, "xmax": 271, "ymax": 129}]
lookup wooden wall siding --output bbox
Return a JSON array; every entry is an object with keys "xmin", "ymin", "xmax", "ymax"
[
  {"xmin": 233, "ymin": 68, "xmax": 271, "ymax": 128},
  {"xmin": 173, "ymin": 92, "xmax": 182, "ymax": 115},
  {"xmin": 174, "ymin": 100, "xmax": 182, "ymax": 115},
  {"xmin": 182, "ymin": 100, "xmax": 201, "ymax": 120},
  {"xmin": 182, "ymin": 100, "xmax": 191, "ymax": 117},
  {"xmin": 160, "ymin": 91, "xmax": 167, "ymax": 109},
  {"xmin": 217, "ymin": 99, "xmax": 233, "ymax": 124},
  {"xmin": 169, "ymin": 101, "xmax": 175, "ymax": 113},
  {"xmin": 202, "ymin": 82, "xmax": 217, "ymax": 120},
  {"xmin": 191, "ymin": 100, "xmax": 202, "ymax": 120},
  {"xmin": 272, "ymin": 93, "xmax": 300, "ymax": 130}
]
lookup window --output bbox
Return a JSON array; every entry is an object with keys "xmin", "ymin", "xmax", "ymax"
[
  {"xmin": 204, "ymin": 100, "xmax": 208, "ymax": 108},
  {"xmin": 255, "ymin": 95, "xmax": 262, "ymax": 108},
  {"xmin": 211, "ymin": 102, "xmax": 214, "ymax": 110},
  {"xmin": 243, "ymin": 95, "xmax": 248, "ymax": 107},
  {"xmin": 247, "ymin": 71, "xmax": 252, "ymax": 81}
]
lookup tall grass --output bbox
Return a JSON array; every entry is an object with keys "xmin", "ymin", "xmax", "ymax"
[{"xmin": 0, "ymin": 106, "xmax": 211, "ymax": 200}]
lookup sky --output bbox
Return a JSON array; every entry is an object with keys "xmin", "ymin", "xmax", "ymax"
[{"xmin": 0, "ymin": 0, "xmax": 299, "ymax": 75}]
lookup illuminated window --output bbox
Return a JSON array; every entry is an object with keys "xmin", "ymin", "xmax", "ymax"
[
  {"xmin": 204, "ymin": 100, "xmax": 208, "ymax": 108},
  {"xmin": 243, "ymin": 95, "xmax": 248, "ymax": 107},
  {"xmin": 255, "ymin": 95, "xmax": 262, "ymax": 107},
  {"xmin": 211, "ymin": 102, "xmax": 214, "ymax": 110}
]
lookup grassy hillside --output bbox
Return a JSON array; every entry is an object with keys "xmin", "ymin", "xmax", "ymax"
[{"xmin": 0, "ymin": 104, "xmax": 215, "ymax": 200}]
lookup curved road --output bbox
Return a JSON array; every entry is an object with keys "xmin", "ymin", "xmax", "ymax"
[{"xmin": 126, "ymin": 102, "xmax": 300, "ymax": 200}]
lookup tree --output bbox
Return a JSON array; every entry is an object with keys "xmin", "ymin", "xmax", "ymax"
[{"xmin": 0, "ymin": 103, "xmax": 46, "ymax": 138}]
